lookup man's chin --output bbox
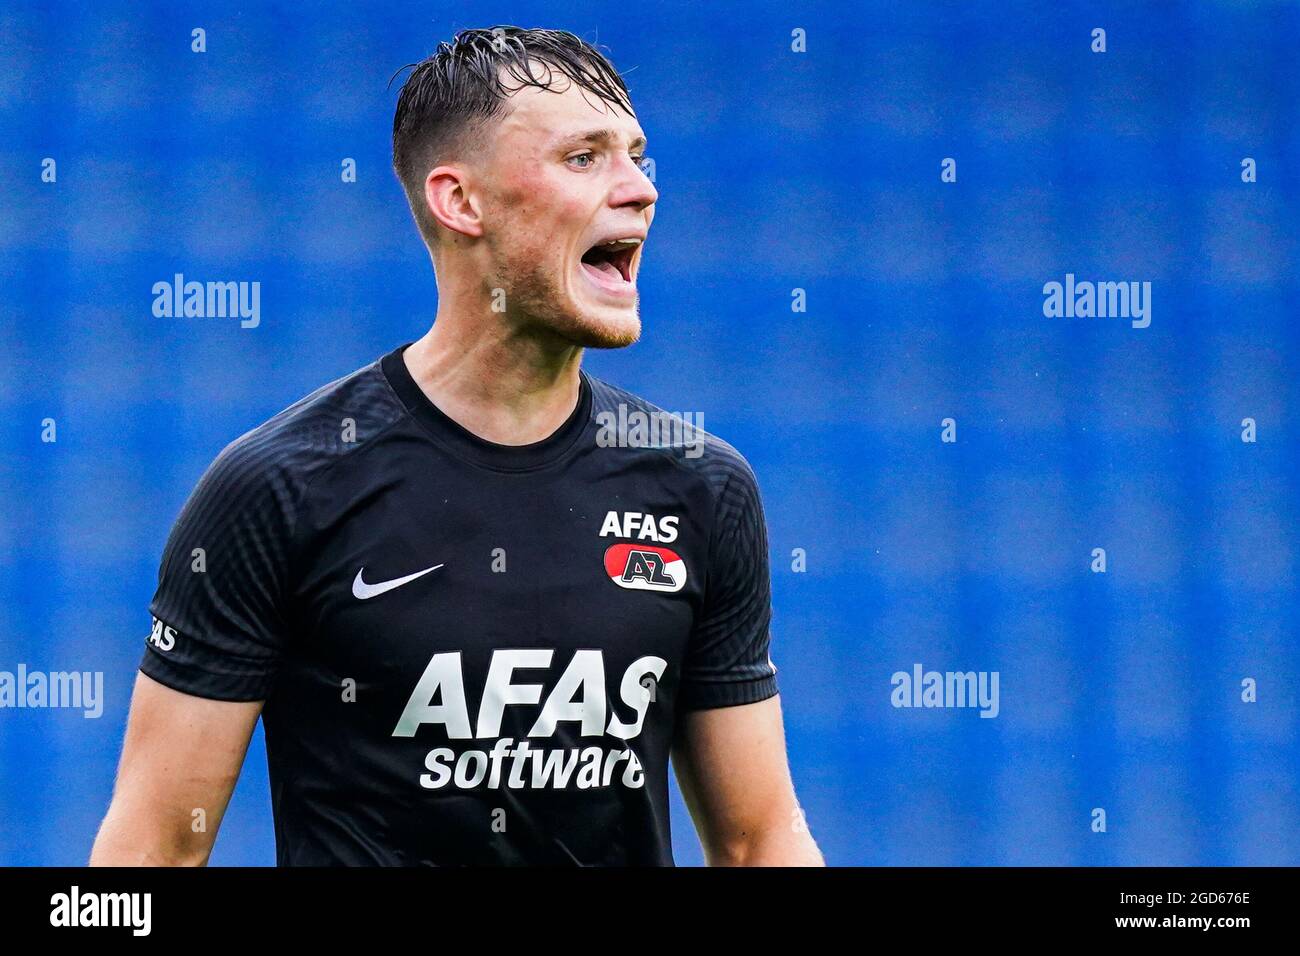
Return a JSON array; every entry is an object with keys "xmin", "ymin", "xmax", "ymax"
[{"xmin": 562, "ymin": 303, "xmax": 641, "ymax": 349}]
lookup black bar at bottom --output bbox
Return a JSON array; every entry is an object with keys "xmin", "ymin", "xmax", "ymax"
[{"xmin": 0, "ymin": 866, "xmax": 1284, "ymax": 941}]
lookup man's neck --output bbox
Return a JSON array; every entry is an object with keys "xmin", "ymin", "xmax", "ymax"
[{"xmin": 401, "ymin": 308, "xmax": 585, "ymax": 447}]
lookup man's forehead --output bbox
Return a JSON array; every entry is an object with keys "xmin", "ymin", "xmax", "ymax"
[{"xmin": 496, "ymin": 79, "xmax": 642, "ymax": 145}]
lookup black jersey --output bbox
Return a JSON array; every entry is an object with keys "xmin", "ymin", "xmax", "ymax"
[{"xmin": 140, "ymin": 343, "xmax": 778, "ymax": 866}]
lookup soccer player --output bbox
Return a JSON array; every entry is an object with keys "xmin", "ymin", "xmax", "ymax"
[{"xmin": 91, "ymin": 26, "xmax": 822, "ymax": 866}]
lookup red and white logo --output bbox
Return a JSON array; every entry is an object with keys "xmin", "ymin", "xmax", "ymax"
[{"xmin": 604, "ymin": 543, "xmax": 687, "ymax": 592}]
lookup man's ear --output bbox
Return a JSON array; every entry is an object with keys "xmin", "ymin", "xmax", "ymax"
[{"xmin": 424, "ymin": 165, "xmax": 483, "ymax": 238}]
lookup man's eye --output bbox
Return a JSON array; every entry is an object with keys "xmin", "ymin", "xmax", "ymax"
[{"xmin": 567, "ymin": 153, "xmax": 595, "ymax": 168}]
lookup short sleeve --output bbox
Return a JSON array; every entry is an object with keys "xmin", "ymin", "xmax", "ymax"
[
  {"xmin": 678, "ymin": 452, "xmax": 780, "ymax": 711},
  {"xmin": 140, "ymin": 436, "xmax": 298, "ymax": 702}
]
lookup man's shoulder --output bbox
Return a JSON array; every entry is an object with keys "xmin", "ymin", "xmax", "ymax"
[
  {"xmin": 197, "ymin": 354, "xmax": 408, "ymax": 503},
  {"xmin": 583, "ymin": 372, "xmax": 761, "ymax": 500}
]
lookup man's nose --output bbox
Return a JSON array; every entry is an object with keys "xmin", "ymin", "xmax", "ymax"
[{"xmin": 610, "ymin": 154, "xmax": 658, "ymax": 210}]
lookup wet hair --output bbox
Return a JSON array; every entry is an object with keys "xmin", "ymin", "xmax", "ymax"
[{"xmin": 391, "ymin": 26, "xmax": 634, "ymax": 242}]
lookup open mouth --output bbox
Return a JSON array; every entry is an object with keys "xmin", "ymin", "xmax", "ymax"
[{"xmin": 579, "ymin": 237, "xmax": 641, "ymax": 296}]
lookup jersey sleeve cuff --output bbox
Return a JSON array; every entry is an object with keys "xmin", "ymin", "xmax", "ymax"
[
  {"xmin": 139, "ymin": 645, "xmax": 274, "ymax": 702},
  {"xmin": 676, "ymin": 672, "xmax": 778, "ymax": 712}
]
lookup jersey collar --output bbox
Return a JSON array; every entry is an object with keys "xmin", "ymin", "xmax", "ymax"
[{"xmin": 380, "ymin": 343, "xmax": 593, "ymax": 472}]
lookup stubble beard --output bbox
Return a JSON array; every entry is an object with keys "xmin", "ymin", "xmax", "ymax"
[{"xmin": 488, "ymin": 246, "xmax": 641, "ymax": 351}]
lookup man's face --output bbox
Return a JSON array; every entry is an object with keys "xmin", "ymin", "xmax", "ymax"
[{"xmin": 473, "ymin": 76, "xmax": 657, "ymax": 348}]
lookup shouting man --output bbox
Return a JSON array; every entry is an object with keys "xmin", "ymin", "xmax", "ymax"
[{"xmin": 92, "ymin": 26, "xmax": 822, "ymax": 867}]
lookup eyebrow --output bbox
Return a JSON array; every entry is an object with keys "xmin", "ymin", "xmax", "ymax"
[{"xmin": 554, "ymin": 129, "xmax": 647, "ymax": 152}]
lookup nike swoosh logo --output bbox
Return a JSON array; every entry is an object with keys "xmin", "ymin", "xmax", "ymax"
[{"xmin": 352, "ymin": 564, "xmax": 444, "ymax": 600}]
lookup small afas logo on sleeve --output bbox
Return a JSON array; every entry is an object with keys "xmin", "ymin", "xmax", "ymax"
[{"xmin": 148, "ymin": 616, "xmax": 177, "ymax": 652}]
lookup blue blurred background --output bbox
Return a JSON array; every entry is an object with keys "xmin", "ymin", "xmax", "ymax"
[{"xmin": 1, "ymin": 0, "xmax": 1297, "ymax": 865}]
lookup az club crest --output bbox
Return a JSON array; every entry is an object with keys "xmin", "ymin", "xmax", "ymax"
[{"xmin": 604, "ymin": 543, "xmax": 687, "ymax": 593}]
